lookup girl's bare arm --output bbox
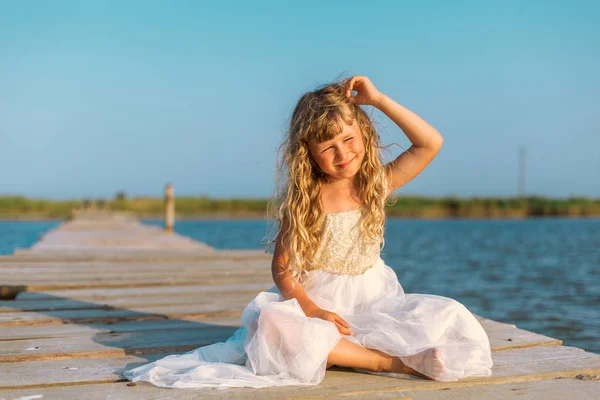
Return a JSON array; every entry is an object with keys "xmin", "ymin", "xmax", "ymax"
[
  {"xmin": 374, "ymin": 94, "xmax": 444, "ymax": 196},
  {"xmin": 343, "ymin": 76, "xmax": 444, "ymax": 196},
  {"xmin": 270, "ymin": 218, "xmax": 353, "ymax": 335},
  {"xmin": 271, "ymin": 224, "xmax": 319, "ymax": 315}
]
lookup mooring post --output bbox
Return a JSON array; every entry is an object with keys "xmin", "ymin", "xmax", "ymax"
[{"xmin": 165, "ymin": 183, "xmax": 175, "ymax": 233}]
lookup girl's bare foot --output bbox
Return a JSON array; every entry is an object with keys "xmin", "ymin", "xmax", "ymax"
[
  {"xmin": 386, "ymin": 355, "xmax": 428, "ymax": 378},
  {"xmin": 400, "ymin": 348, "xmax": 446, "ymax": 380},
  {"xmin": 372, "ymin": 349, "xmax": 425, "ymax": 378}
]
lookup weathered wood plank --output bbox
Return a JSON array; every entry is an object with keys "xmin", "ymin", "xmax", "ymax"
[
  {"xmin": 5, "ymin": 248, "xmax": 268, "ymax": 262},
  {"xmin": 0, "ymin": 289, "xmax": 263, "ymax": 313},
  {"xmin": 0, "ymin": 318, "xmax": 561, "ymax": 362},
  {"xmin": 0, "ymin": 313, "xmax": 519, "ymax": 342},
  {"xmin": 0, "ymin": 346, "xmax": 598, "ymax": 393},
  {"xmin": 0, "ymin": 267, "xmax": 270, "ymax": 281},
  {"xmin": 1, "ymin": 277, "xmax": 270, "ymax": 291},
  {"xmin": 13, "ymin": 282, "xmax": 272, "ymax": 301},
  {"xmin": 473, "ymin": 315, "xmax": 516, "ymax": 329},
  {"xmin": 483, "ymin": 326, "xmax": 562, "ymax": 350},
  {"xmin": 340, "ymin": 378, "xmax": 600, "ymax": 399},
  {"xmin": 0, "ymin": 291, "xmax": 536, "ymax": 340},
  {"xmin": 1, "ymin": 269, "xmax": 272, "ymax": 284},
  {"xmin": 0, "ymin": 315, "xmax": 245, "ymax": 340},
  {"xmin": 0, "ymin": 325, "xmax": 240, "ymax": 362},
  {"xmin": 0, "ymin": 259, "xmax": 270, "ymax": 273},
  {"xmin": 1, "ymin": 378, "xmax": 598, "ymax": 400},
  {"xmin": 1, "ymin": 276, "xmax": 271, "ymax": 293},
  {"xmin": 29, "ymin": 225, "xmax": 213, "ymax": 252},
  {"xmin": 0, "ymin": 302, "xmax": 251, "ymax": 326}
]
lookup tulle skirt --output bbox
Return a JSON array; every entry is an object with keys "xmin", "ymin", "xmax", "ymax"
[{"xmin": 123, "ymin": 258, "xmax": 493, "ymax": 388}]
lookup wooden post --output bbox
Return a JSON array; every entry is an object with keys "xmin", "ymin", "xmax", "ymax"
[{"xmin": 165, "ymin": 183, "xmax": 175, "ymax": 233}]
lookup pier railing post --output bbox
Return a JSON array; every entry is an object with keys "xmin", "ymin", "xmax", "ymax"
[{"xmin": 165, "ymin": 183, "xmax": 175, "ymax": 233}]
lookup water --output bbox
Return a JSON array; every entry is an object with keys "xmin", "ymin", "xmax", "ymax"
[
  {"xmin": 1, "ymin": 218, "xmax": 598, "ymax": 354},
  {"xmin": 0, "ymin": 220, "xmax": 61, "ymax": 255}
]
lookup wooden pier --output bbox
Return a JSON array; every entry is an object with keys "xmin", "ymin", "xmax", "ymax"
[{"xmin": 1, "ymin": 211, "xmax": 598, "ymax": 399}]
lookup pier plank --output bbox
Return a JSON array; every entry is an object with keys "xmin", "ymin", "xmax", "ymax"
[
  {"xmin": 13, "ymin": 282, "xmax": 272, "ymax": 301},
  {"xmin": 0, "ymin": 346, "xmax": 598, "ymax": 393},
  {"xmin": 0, "ymin": 313, "xmax": 531, "ymax": 344},
  {"xmin": 338, "ymin": 379, "xmax": 600, "ymax": 400},
  {"xmin": 0, "ymin": 290, "xmax": 263, "ymax": 312},
  {"xmin": 0, "ymin": 319, "xmax": 561, "ymax": 362},
  {"xmin": 1, "ymin": 379, "xmax": 598, "ymax": 400},
  {"xmin": 0, "ymin": 274, "xmax": 269, "ymax": 289},
  {"xmin": 0, "ymin": 302, "xmax": 252, "ymax": 326},
  {"xmin": 1, "ymin": 297, "xmax": 519, "ymax": 332},
  {"xmin": 0, "ymin": 259, "xmax": 270, "ymax": 273},
  {"xmin": 0, "ymin": 315, "xmax": 245, "ymax": 340},
  {"xmin": 0, "ymin": 296, "xmax": 531, "ymax": 332},
  {"xmin": 5, "ymin": 248, "xmax": 268, "ymax": 261},
  {"xmin": 0, "ymin": 276, "xmax": 270, "ymax": 293},
  {"xmin": 0, "ymin": 325, "xmax": 240, "ymax": 362}
]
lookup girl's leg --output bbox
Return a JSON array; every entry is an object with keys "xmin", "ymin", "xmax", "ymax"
[
  {"xmin": 258, "ymin": 306, "xmax": 443, "ymax": 379},
  {"xmin": 326, "ymin": 338, "xmax": 428, "ymax": 378}
]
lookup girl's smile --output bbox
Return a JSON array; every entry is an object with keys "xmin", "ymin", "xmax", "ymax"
[{"xmin": 336, "ymin": 157, "xmax": 355, "ymax": 168}]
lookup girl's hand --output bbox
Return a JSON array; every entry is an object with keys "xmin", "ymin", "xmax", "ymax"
[
  {"xmin": 343, "ymin": 76, "xmax": 384, "ymax": 107},
  {"xmin": 305, "ymin": 306, "xmax": 353, "ymax": 336}
]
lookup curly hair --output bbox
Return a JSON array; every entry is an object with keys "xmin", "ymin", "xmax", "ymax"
[{"xmin": 265, "ymin": 80, "xmax": 393, "ymax": 282}]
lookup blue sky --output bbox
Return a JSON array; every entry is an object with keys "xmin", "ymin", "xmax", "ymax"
[{"xmin": 1, "ymin": 0, "xmax": 598, "ymax": 200}]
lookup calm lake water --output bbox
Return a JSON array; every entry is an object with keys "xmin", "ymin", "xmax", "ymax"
[
  {"xmin": 1, "ymin": 218, "xmax": 598, "ymax": 354},
  {"xmin": 0, "ymin": 220, "xmax": 61, "ymax": 255}
]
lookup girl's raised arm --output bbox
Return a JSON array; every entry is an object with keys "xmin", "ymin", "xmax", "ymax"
[
  {"xmin": 377, "ymin": 94, "xmax": 444, "ymax": 196},
  {"xmin": 344, "ymin": 76, "xmax": 444, "ymax": 196}
]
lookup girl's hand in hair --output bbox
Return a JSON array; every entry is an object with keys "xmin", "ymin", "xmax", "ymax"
[
  {"xmin": 343, "ymin": 76, "xmax": 384, "ymax": 107},
  {"xmin": 305, "ymin": 305, "xmax": 353, "ymax": 336}
]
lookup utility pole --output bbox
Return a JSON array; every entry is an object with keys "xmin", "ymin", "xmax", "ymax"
[{"xmin": 518, "ymin": 147, "xmax": 526, "ymax": 198}]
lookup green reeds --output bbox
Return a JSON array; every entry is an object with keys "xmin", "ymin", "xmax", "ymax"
[{"xmin": 1, "ymin": 195, "xmax": 599, "ymax": 220}]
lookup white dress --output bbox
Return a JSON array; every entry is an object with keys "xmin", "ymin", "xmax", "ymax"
[{"xmin": 124, "ymin": 209, "xmax": 493, "ymax": 388}]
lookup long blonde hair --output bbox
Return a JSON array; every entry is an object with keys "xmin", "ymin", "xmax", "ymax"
[{"xmin": 266, "ymin": 80, "xmax": 391, "ymax": 282}]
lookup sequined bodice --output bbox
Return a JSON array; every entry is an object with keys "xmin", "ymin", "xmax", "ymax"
[{"xmin": 310, "ymin": 208, "xmax": 382, "ymax": 275}]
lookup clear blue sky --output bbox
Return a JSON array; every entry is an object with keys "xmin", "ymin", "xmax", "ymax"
[{"xmin": 1, "ymin": 0, "xmax": 598, "ymax": 200}]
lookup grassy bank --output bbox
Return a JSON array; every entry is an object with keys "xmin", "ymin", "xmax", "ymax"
[{"xmin": 1, "ymin": 195, "xmax": 599, "ymax": 220}]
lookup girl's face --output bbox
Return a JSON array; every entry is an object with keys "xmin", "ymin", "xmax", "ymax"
[{"xmin": 307, "ymin": 120, "xmax": 365, "ymax": 183}]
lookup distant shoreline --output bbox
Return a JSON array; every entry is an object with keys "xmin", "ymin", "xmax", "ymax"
[
  {"xmin": 2, "ymin": 213, "xmax": 600, "ymax": 222},
  {"xmin": 2, "ymin": 195, "xmax": 600, "ymax": 221}
]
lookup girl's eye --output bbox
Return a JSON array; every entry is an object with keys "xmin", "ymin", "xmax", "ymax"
[{"xmin": 321, "ymin": 138, "xmax": 352, "ymax": 153}]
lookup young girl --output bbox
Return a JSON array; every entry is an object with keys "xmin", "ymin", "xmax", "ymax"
[{"xmin": 124, "ymin": 76, "xmax": 493, "ymax": 389}]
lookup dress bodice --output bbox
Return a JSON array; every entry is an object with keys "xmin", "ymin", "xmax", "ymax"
[{"xmin": 310, "ymin": 208, "xmax": 382, "ymax": 275}]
